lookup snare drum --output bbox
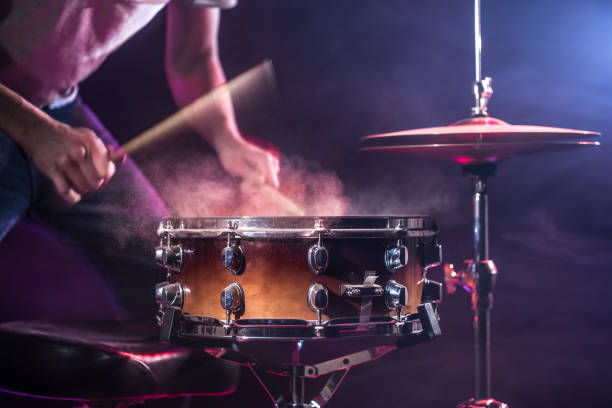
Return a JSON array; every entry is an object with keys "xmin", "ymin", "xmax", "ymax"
[{"xmin": 155, "ymin": 216, "xmax": 442, "ymax": 342}]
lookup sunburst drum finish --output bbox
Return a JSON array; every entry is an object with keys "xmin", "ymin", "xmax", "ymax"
[{"xmin": 160, "ymin": 217, "xmax": 439, "ymax": 322}]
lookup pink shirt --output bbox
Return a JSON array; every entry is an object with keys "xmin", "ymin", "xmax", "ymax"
[{"xmin": 0, "ymin": 0, "xmax": 233, "ymax": 107}]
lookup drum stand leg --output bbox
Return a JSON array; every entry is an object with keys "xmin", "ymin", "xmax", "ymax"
[
  {"xmin": 207, "ymin": 344, "xmax": 394, "ymax": 408},
  {"xmin": 249, "ymin": 364, "xmax": 350, "ymax": 408}
]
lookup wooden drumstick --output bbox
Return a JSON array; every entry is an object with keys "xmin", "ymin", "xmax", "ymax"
[{"xmin": 118, "ymin": 60, "xmax": 275, "ymax": 156}]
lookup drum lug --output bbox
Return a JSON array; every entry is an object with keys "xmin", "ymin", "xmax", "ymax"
[
  {"xmin": 385, "ymin": 280, "xmax": 407, "ymax": 320},
  {"xmin": 307, "ymin": 232, "xmax": 329, "ymax": 275},
  {"xmin": 158, "ymin": 282, "xmax": 184, "ymax": 342},
  {"xmin": 421, "ymin": 278, "xmax": 443, "ymax": 304},
  {"xmin": 420, "ymin": 242, "xmax": 443, "ymax": 272},
  {"xmin": 307, "ymin": 244, "xmax": 329, "ymax": 275},
  {"xmin": 307, "ymin": 282, "xmax": 329, "ymax": 325},
  {"xmin": 160, "ymin": 282, "xmax": 184, "ymax": 309},
  {"xmin": 220, "ymin": 282, "xmax": 245, "ymax": 325},
  {"xmin": 384, "ymin": 242, "xmax": 409, "ymax": 273},
  {"xmin": 155, "ymin": 244, "xmax": 184, "ymax": 274},
  {"xmin": 221, "ymin": 232, "xmax": 246, "ymax": 275},
  {"xmin": 155, "ymin": 281, "xmax": 169, "ymax": 327}
]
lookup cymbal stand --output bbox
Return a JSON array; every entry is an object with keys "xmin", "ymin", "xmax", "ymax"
[
  {"xmin": 451, "ymin": 3, "xmax": 508, "ymax": 405},
  {"xmin": 446, "ymin": 163, "xmax": 507, "ymax": 408}
]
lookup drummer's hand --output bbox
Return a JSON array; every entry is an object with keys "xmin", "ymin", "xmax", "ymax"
[
  {"xmin": 214, "ymin": 131, "xmax": 280, "ymax": 188},
  {"xmin": 26, "ymin": 119, "xmax": 126, "ymax": 204}
]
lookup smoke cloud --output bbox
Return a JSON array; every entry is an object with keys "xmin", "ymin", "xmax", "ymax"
[{"xmin": 144, "ymin": 153, "xmax": 349, "ymax": 217}]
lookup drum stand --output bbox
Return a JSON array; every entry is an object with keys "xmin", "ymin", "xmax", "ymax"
[
  {"xmin": 445, "ymin": 163, "xmax": 508, "ymax": 408},
  {"xmin": 202, "ymin": 303, "xmax": 442, "ymax": 407},
  {"xmin": 206, "ymin": 343, "xmax": 394, "ymax": 408}
]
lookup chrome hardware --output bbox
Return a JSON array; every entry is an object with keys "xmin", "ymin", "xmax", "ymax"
[
  {"xmin": 421, "ymin": 243, "xmax": 443, "ymax": 271},
  {"xmin": 159, "ymin": 306, "xmax": 181, "ymax": 343},
  {"xmin": 458, "ymin": 398, "xmax": 509, "ymax": 408},
  {"xmin": 155, "ymin": 281, "xmax": 169, "ymax": 305},
  {"xmin": 421, "ymin": 279, "xmax": 443, "ymax": 304},
  {"xmin": 416, "ymin": 302, "xmax": 442, "ymax": 340},
  {"xmin": 221, "ymin": 231, "xmax": 245, "ymax": 275},
  {"xmin": 444, "ymin": 260, "xmax": 496, "ymax": 309},
  {"xmin": 221, "ymin": 245, "xmax": 245, "ymax": 275},
  {"xmin": 341, "ymin": 283, "xmax": 384, "ymax": 298},
  {"xmin": 384, "ymin": 243, "xmax": 408, "ymax": 273},
  {"xmin": 307, "ymin": 282, "xmax": 329, "ymax": 325},
  {"xmin": 158, "ymin": 282, "xmax": 183, "ymax": 342},
  {"xmin": 220, "ymin": 282, "xmax": 245, "ymax": 325},
  {"xmin": 154, "ymin": 281, "xmax": 169, "ymax": 327},
  {"xmin": 471, "ymin": 76, "xmax": 493, "ymax": 117},
  {"xmin": 160, "ymin": 282, "xmax": 184, "ymax": 308},
  {"xmin": 385, "ymin": 280, "xmax": 407, "ymax": 320},
  {"xmin": 155, "ymin": 245, "xmax": 184, "ymax": 273},
  {"xmin": 444, "ymin": 262, "xmax": 476, "ymax": 308},
  {"xmin": 157, "ymin": 216, "xmax": 438, "ymax": 239},
  {"xmin": 307, "ymin": 234, "xmax": 329, "ymax": 275}
]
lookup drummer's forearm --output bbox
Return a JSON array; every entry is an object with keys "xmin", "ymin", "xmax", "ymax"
[
  {"xmin": 0, "ymin": 82, "xmax": 55, "ymax": 153},
  {"xmin": 166, "ymin": 58, "xmax": 241, "ymax": 147},
  {"xmin": 165, "ymin": 4, "xmax": 241, "ymax": 149}
]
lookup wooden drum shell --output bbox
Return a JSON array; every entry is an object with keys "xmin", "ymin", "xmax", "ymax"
[{"xmin": 171, "ymin": 235, "xmax": 432, "ymax": 322}]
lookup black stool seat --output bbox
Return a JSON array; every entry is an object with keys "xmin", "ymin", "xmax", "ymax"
[{"xmin": 0, "ymin": 320, "xmax": 240, "ymax": 402}]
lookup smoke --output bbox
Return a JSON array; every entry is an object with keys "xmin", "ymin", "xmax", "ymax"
[
  {"xmin": 144, "ymin": 153, "xmax": 349, "ymax": 217},
  {"xmin": 345, "ymin": 162, "xmax": 462, "ymax": 223}
]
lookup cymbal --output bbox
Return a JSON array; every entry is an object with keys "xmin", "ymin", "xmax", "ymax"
[{"xmin": 361, "ymin": 116, "xmax": 600, "ymax": 164}]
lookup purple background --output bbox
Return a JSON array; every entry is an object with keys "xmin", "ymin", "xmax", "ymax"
[{"xmin": 2, "ymin": 1, "xmax": 611, "ymax": 407}]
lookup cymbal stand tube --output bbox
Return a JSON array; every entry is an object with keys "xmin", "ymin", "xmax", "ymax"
[
  {"xmin": 473, "ymin": 175, "xmax": 489, "ymax": 399},
  {"xmin": 463, "ymin": 163, "xmax": 497, "ymax": 401}
]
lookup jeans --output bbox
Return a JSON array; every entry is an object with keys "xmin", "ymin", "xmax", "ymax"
[{"xmin": 0, "ymin": 97, "xmax": 169, "ymax": 321}]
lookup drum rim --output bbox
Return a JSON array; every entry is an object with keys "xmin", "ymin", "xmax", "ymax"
[
  {"xmin": 158, "ymin": 216, "xmax": 438, "ymax": 239},
  {"xmin": 178, "ymin": 313, "xmax": 425, "ymax": 341}
]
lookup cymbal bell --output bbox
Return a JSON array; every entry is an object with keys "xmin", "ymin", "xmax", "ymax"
[{"xmin": 361, "ymin": 116, "xmax": 600, "ymax": 164}]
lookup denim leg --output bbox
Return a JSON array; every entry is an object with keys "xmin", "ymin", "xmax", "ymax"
[
  {"xmin": 32, "ymin": 99, "xmax": 170, "ymax": 321},
  {"xmin": 0, "ymin": 133, "xmax": 33, "ymax": 241}
]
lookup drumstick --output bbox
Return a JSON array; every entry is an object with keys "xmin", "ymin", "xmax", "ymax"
[
  {"xmin": 115, "ymin": 60, "xmax": 305, "ymax": 215},
  {"xmin": 119, "ymin": 60, "xmax": 275, "ymax": 155}
]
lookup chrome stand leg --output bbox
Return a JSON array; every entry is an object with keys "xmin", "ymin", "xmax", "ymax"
[
  {"xmin": 248, "ymin": 363, "xmax": 349, "ymax": 408},
  {"xmin": 206, "ymin": 344, "xmax": 394, "ymax": 408},
  {"xmin": 289, "ymin": 366, "xmax": 306, "ymax": 407}
]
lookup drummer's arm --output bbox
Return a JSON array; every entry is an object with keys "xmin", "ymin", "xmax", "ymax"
[
  {"xmin": 165, "ymin": 4, "xmax": 279, "ymax": 187},
  {"xmin": 0, "ymin": 83, "xmax": 123, "ymax": 204}
]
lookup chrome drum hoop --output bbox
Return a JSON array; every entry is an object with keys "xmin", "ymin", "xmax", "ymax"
[
  {"xmin": 157, "ymin": 216, "xmax": 438, "ymax": 240},
  {"xmin": 178, "ymin": 313, "xmax": 430, "ymax": 341}
]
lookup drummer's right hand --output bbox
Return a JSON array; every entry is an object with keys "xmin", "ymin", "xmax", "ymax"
[{"xmin": 26, "ymin": 119, "xmax": 125, "ymax": 204}]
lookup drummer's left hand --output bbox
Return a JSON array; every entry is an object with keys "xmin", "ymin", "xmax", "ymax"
[{"xmin": 214, "ymin": 130, "xmax": 280, "ymax": 188}]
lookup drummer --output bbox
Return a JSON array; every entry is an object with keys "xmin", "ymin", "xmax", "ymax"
[{"xmin": 0, "ymin": 1, "xmax": 280, "ymax": 320}]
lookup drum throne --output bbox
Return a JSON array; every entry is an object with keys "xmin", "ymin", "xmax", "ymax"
[{"xmin": 0, "ymin": 220, "xmax": 240, "ymax": 407}]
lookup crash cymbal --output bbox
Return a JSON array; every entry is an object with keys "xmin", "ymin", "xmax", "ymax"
[{"xmin": 361, "ymin": 116, "xmax": 600, "ymax": 164}]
